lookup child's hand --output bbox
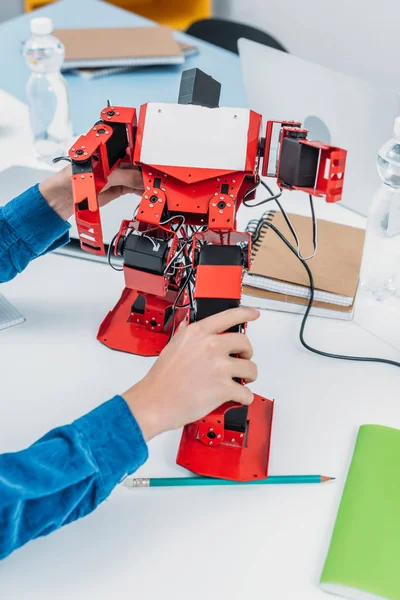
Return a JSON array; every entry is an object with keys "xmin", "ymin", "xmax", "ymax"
[
  {"xmin": 98, "ymin": 163, "xmax": 144, "ymax": 207},
  {"xmin": 123, "ymin": 307, "xmax": 260, "ymax": 441},
  {"xmin": 39, "ymin": 163, "xmax": 144, "ymax": 221}
]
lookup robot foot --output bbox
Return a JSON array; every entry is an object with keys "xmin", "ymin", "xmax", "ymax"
[
  {"xmin": 176, "ymin": 393, "xmax": 274, "ymax": 481},
  {"xmin": 97, "ymin": 288, "xmax": 171, "ymax": 357}
]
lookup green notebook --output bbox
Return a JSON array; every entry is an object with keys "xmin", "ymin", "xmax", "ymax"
[{"xmin": 321, "ymin": 425, "xmax": 400, "ymax": 600}]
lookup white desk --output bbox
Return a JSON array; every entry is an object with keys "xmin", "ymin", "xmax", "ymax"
[{"xmin": 1, "ymin": 92, "xmax": 400, "ymax": 600}]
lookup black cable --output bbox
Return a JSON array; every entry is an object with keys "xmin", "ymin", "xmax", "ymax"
[
  {"xmin": 259, "ymin": 180, "xmax": 318, "ymax": 260},
  {"xmin": 107, "ymin": 233, "xmax": 124, "ymax": 271},
  {"xmin": 52, "ymin": 155, "xmax": 72, "ymax": 164},
  {"xmin": 243, "ymin": 177, "xmax": 283, "ymax": 207},
  {"xmin": 188, "ymin": 276, "xmax": 194, "ymax": 309},
  {"xmin": 260, "ymin": 179, "xmax": 301, "ymax": 249},
  {"xmin": 175, "ymin": 268, "xmax": 192, "ymax": 309},
  {"xmin": 160, "ymin": 214, "xmax": 185, "ymax": 231},
  {"xmin": 242, "ymin": 178, "xmax": 260, "ymax": 205},
  {"xmin": 168, "ymin": 267, "xmax": 193, "ymax": 342},
  {"xmin": 309, "ymin": 194, "xmax": 317, "ymax": 250},
  {"xmin": 261, "ymin": 220, "xmax": 400, "ymax": 368},
  {"xmin": 251, "ymin": 210, "xmax": 276, "ymax": 245},
  {"xmin": 165, "ymin": 237, "xmax": 193, "ymax": 275},
  {"xmin": 260, "ymin": 179, "xmax": 276, "ymax": 197},
  {"xmin": 164, "ymin": 223, "xmax": 207, "ymax": 276}
]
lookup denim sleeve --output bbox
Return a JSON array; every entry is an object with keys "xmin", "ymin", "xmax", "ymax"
[
  {"xmin": 0, "ymin": 183, "xmax": 70, "ymax": 283},
  {"xmin": 0, "ymin": 396, "xmax": 148, "ymax": 559}
]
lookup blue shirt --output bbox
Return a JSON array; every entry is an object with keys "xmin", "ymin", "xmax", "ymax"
[{"xmin": 0, "ymin": 185, "xmax": 148, "ymax": 559}]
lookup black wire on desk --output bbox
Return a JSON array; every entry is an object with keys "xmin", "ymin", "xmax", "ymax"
[{"xmin": 260, "ymin": 220, "xmax": 400, "ymax": 369}]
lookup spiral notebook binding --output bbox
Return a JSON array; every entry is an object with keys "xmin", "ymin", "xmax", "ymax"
[{"xmin": 247, "ymin": 211, "xmax": 276, "ymax": 261}]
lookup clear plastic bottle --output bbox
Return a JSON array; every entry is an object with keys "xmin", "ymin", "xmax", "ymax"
[
  {"xmin": 22, "ymin": 17, "xmax": 72, "ymax": 161},
  {"xmin": 360, "ymin": 117, "xmax": 400, "ymax": 300}
]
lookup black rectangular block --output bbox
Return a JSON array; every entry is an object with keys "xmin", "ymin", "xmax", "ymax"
[
  {"xmin": 123, "ymin": 233, "xmax": 169, "ymax": 275},
  {"xmin": 178, "ymin": 68, "xmax": 221, "ymax": 109},
  {"xmin": 278, "ymin": 137, "xmax": 319, "ymax": 188}
]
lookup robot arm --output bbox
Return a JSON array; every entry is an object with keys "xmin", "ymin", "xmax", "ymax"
[
  {"xmin": 262, "ymin": 120, "xmax": 346, "ymax": 202},
  {"xmin": 68, "ymin": 105, "xmax": 136, "ymax": 255}
]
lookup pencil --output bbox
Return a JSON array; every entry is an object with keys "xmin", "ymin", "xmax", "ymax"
[{"xmin": 125, "ymin": 475, "xmax": 334, "ymax": 488}]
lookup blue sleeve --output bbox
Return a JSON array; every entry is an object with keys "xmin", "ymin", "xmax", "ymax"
[
  {"xmin": 0, "ymin": 184, "xmax": 70, "ymax": 283},
  {"xmin": 0, "ymin": 396, "xmax": 148, "ymax": 560}
]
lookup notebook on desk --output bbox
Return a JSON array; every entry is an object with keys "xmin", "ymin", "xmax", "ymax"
[
  {"xmin": 71, "ymin": 42, "xmax": 199, "ymax": 80},
  {"xmin": 321, "ymin": 425, "xmax": 400, "ymax": 600},
  {"xmin": 243, "ymin": 211, "xmax": 365, "ymax": 320},
  {"xmin": 54, "ymin": 26, "xmax": 184, "ymax": 70}
]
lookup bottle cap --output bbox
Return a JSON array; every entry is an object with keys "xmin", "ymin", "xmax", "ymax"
[
  {"xmin": 30, "ymin": 17, "xmax": 53, "ymax": 36},
  {"xmin": 394, "ymin": 116, "xmax": 400, "ymax": 141}
]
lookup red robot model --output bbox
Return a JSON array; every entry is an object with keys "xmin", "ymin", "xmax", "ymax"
[{"xmin": 68, "ymin": 68, "xmax": 346, "ymax": 482}]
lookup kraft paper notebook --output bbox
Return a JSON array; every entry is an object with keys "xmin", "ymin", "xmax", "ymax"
[
  {"xmin": 54, "ymin": 26, "xmax": 184, "ymax": 70},
  {"xmin": 243, "ymin": 211, "xmax": 365, "ymax": 317},
  {"xmin": 321, "ymin": 425, "xmax": 400, "ymax": 600},
  {"xmin": 71, "ymin": 42, "xmax": 199, "ymax": 80}
]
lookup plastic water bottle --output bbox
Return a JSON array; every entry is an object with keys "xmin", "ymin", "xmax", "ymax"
[
  {"xmin": 23, "ymin": 17, "xmax": 72, "ymax": 161},
  {"xmin": 360, "ymin": 117, "xmax": 400, "ymax": 300}
]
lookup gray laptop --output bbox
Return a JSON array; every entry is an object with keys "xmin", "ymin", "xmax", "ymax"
[
  {"xmin": 0, "ymin": 165, "xmax": 139, "ymax": 263},
  {"xmin": 238, "ymin": 38, "xmax": 400, "ymax": 216}
]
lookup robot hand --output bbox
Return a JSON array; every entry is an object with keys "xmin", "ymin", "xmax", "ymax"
[{"xmin": 68, "ymin": 105, "xmax": 137, "ymax": 255}]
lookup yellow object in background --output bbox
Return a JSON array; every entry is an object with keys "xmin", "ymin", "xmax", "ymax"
[
  {"xmin": 25, "ymin": 0, "xmax": 52, "ymax": 10},
  {"xmin": 24, "ymin": 0, "xmax": 211, "ymax": 30}
]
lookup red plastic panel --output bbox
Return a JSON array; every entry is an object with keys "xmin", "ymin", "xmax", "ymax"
[
  {"xmin": 97, "ymin": 288, "xmax": 188, "ymax": 357},
  {"xmin": 195, "ymin": 265, "xmax": 243, "ymax": 299},
  {"xmin": 124, "ymin": 266, "xmax": 168, "ymax": 297},
  {"xmin": 71, "ymin": 172, "xmax": 105, "ymax": 255},
  {"xmin": 176, "ymin": 395, "xmax": 274, "ymax": 481}
]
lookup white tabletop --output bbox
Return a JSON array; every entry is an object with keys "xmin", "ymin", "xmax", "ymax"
[{"xmin": 1, "ymin": 90, "xmax": 400, "ymax": 600}]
